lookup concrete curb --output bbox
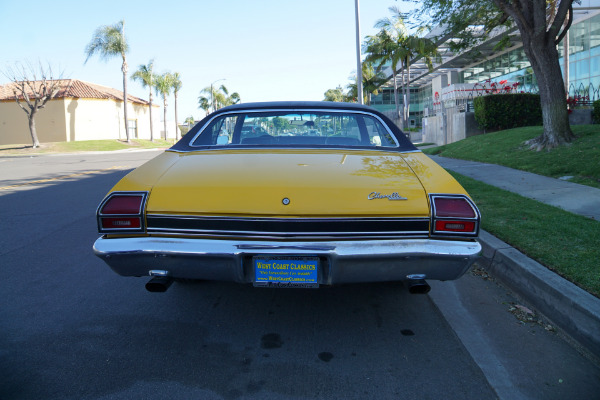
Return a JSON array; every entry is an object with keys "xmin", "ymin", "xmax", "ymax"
[{"xmin": 478, "ymin": 230, "xmax": 600, "ymax": 357}]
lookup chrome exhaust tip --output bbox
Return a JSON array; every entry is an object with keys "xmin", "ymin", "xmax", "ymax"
[
  {"xmin": 145, "ymin": 276, "xmax": 173, "ymax": 292},
  {"xmin": 146, "ymin": 270, "xmax": 172, "ymax": 292},
  {"xmin": 406, "ymin": 274, "xmax": 431, "ymax": 294}
]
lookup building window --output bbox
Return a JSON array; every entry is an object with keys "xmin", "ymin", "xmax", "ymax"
[{"xmin": 127, "ymin": 119, "xmax": 138, "ymax": 139}]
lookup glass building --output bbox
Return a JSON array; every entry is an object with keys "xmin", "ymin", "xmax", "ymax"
[{"xmin": 370, "ymin": 6, "xmax": 600, "ymax": 126}]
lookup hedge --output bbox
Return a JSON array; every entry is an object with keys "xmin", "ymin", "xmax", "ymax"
[
  {"xmin": 474, "ymin": 93, "xmax": 543, "ymax": 131},
  {"xmin": 593, "ymin": 99, "xmax": 600, "ymax": 124}
]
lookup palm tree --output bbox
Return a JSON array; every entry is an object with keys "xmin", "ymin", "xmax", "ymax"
[
  {"xmin": 131, "ymin": 60, "xmax": 155, "ymax": 141},
  {"xmin": 362, "ymin": 63, "xmax": 388, "ymax": 106},
  {"xmin": 219, "ymin": 85, "xmax": 241, "ymax": 107},
  {"xmin": 154, "ymin": 72, "xmax": 174, "ymax": 140},
  {"xmin": 171, "ymin": 72, "xmax": 182, "ymax": 140},
  {"xmin": 198, "ymin": 85, "xmax": 240, "ymax": 113},
  {"xmin": 198, "ymin": 96, "xmax": 211, "ymax": 116},
  {"xmin": 364, "ymin": 30, "xmax": 407, "ymax": 122},
  {"xmin": 346, "ymin": 62, "xmax": 387, "ymax": 105},
  {"xmin": 85, "ymin": 20, "xmax": 131, "ymax": 142},
  {"xmin": 373, "ymin": 7, "xmax": 440, "ymax": 128},
  {"xmin": 364, "ymin": 8, "xmax": 413, "ymax": 124},
  {"xmin": 198, "ymin": 86, "xmax": 217, "ymax": 114},
  {"xmin": 398, "ymin": 34, "xmax": 439, "ymax": 128}
]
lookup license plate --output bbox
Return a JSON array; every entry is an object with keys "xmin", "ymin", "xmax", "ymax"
[{"xmin": 253, "ymin": 256, "xmax": 319, "ymax": 288}]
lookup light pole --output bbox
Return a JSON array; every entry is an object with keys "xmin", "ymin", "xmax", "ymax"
[
  {"xmin": 355, "ymin": 0, "xmax": 363, "ymax": 105},
  {"xmin": 210, "ymin": 78, "xmax": 226, "ymax": 113}
]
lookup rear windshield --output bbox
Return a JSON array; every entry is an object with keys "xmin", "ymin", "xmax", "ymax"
[{"xmin": 189, "ymin": 111, "xmax": 399, "ymax": 148}]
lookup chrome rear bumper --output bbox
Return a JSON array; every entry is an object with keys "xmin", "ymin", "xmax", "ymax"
[{"xmin": 93, "ymin": 236, "xmax": 481, "ymax": 284}]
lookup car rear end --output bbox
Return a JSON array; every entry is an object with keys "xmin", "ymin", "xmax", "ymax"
[{"xmin": 93, "ymin": 102, "xmax": 481, "ymax": 292}]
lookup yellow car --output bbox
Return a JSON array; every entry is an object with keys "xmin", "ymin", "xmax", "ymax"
[{"xmin": 94, "ymin": 102, "xmax": 481, "ymax": 293}]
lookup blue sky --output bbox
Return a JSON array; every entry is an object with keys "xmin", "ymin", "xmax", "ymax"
[{"xmin": 0, "ymin": 0, "xmax": 414, "ymax": 122}]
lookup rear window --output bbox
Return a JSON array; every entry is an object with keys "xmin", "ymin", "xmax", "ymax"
[{"xmin": 189, "ymin": 111, "xmax": 398, "ymax": 148}]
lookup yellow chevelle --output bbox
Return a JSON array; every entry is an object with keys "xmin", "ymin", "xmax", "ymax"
[{"xmin": 94, "ymin": 102, "xmax": 481, "ymax": 293}]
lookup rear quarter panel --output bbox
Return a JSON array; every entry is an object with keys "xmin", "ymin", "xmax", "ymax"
[{"xmin": 400, "ymin": 152, "xmax": 470, "ymax": 196}]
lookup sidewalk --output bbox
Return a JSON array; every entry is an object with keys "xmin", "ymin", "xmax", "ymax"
[
  {"xmin": 428, "ymin": 155, "xmax": 600, "ymax": 358},
  {"xmin": 430, "ymin": 155, "xmax": 600, "ymax": 220}
]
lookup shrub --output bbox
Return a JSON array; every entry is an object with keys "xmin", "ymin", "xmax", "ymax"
[
  {"xmin": 474, "ymin": 93, "xmax": 543, "ymax": 131},
  {"xmin": 593, "ymin": 99, "xmax": 600, "ymax": 124}
]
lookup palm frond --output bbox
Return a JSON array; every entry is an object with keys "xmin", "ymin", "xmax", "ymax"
[{"xmin": 84, "ymin": 20, "xmax": 128, "ymax": 63}]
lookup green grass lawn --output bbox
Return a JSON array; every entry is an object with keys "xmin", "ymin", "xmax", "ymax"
[
  {"xmin": 422, "ymin": 126, "xmax": 600, "ymax": 296},
  {"xmin": 0, "ymin": 139, "xmax": 174, "ymax": 154},
  {"xmin": 452, "ymin": 171, "xmax": 600, "ymax": 297},
  {"xmin": 423, "ymin": 125, "xmax": 600, "ymax": 188}
]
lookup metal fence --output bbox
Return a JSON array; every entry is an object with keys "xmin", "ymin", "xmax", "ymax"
[
  {"xmin": 567, "ymin": 82, "xmax": 600, "ymax": 106},
  {"xmin": 423, "ymin": 80, "xmax": 599, "ymax": 117}
]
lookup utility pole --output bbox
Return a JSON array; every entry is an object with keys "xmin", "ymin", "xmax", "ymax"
[{"xmin": 355, "ymin": 0, "xmax": 363, "ymax": 104}]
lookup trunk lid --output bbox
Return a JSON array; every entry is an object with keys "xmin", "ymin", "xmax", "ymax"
[{"xmin": 145, "ymin": 149, "xmax": 429, "ymax": 218}]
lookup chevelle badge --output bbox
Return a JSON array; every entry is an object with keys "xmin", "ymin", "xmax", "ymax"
[{"xmin": 368, "ymin": 192, "xmax": 408, "ymax": 200}]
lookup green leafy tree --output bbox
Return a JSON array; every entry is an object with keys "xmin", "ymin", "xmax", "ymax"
[
  {"xmin": 368, "ymin": 7, "xmax": 439, "ymax": 127},
  {"xmin": 171, "ymin": 72, "xmax": 182, "ymax": 140},
  {"xmin": 347, "ymin": 62, "xmax": 387, "ymax": 106},
  {"xmin": 413, "ymin": 0, "xmax": 575, "ymax": 150},
  {"xmin": 323, "ymin": 86, "xmax": 348, "ymax": 102},
  {"xmin": 179, "ymin": 115, "xmax": 195, "ymax": 136},
  {"xmin": 272, "ymin": 116, "xmax": 291, "ymax": 133},
  {"xmin": 154, "ymin": 72, "xmax": 175, "ymax": 139},
  {"xmin": 131, "ymin": 60, "xmax": 155, "ymax": 141},
  {"xmin": 85, "ymin": 20, "xmax": 131, "ymax": 142}
]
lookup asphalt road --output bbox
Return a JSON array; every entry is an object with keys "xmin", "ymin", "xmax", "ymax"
[{"xmin": 1, "ymin": 150, "xmax": 598, "ymax": 400}]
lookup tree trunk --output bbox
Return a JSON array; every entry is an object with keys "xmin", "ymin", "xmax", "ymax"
[
  {"xmin": 404, "ymin": 60, "xmax": 411, "ymax": 130},
  {"xmin": 163, "ymin": 98, "xmax": 168, "ymax": 140},
  {"xmin": 400, "ymin": 65, "xmax": 406, "ymax": 130},
  {"xmin": 28, "ymin": 111, "xmax": 40, "ymax": 148},
  {"xmin": 521, "ymin": 33, "xmax": 575, "ymax": 150},
  {"xmin": 149, "ymin": 89, "xmax": 154, "ymax": 142},
  {"xmin": 174, "ymin": 92, "xmax": 179, "ymax": 141},
  {"xmin": 122, "ymin": 58, "xmax": 130, "ymax": 143},
  {"xmin": 392, "ymin": 69, "xmax": 400, "ymax": 125}
]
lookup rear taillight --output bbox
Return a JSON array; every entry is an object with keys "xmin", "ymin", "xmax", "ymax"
[
  {"xmin": 97, "ymin": 192, "xmax": 147, "ymax": 233},
  {"xmin": 430, "ymin": 194, "xmax": 480, "ymax": 237}
]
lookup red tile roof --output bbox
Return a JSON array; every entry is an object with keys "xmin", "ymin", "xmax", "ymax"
[{"xmin": 0, "ymin": 79, "xmax": 149, "ymax": 105}]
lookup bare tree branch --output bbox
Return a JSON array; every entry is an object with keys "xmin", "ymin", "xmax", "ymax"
[{"xmin": 3, "ymin": 61, "xmax": 64, "ymax": 148}]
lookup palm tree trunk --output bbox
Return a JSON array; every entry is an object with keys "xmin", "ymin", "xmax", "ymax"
[
  {"xmin": 122, "ymin": 58, "xmax": 130, "ymax": 143},
  {"xmin": 163, "ymin": 98, "xmax": 168, "ymax": 140},
  {"xmin": 404, "ymin": 60, "xmax": 410, "ymax": 129},
  {"xmin": 174, "ymin": 91, "xmax": 179, "ymax": 141},
  {"xmin": 149, "ymin": 89, "xmax": 154, "ymax": 142},
  {"xmin": 392, "ymin": 69, "xmax": 400, "ymax": 125},
  {"xmin": 400, "ymin": 64, "xmax": 406, "ymax": 130}
]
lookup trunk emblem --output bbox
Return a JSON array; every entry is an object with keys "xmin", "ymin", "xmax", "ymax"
[
  {"xmin": 368, "ymin": 192, "xmax": 408, "ymax": 201},
  {"xmin": 282, "ymin": 198, "xmax": 290, "ymax": 205}
]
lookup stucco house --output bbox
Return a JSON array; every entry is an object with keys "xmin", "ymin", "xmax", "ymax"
[{"xmin": 0, "ymin": 79, "xmax": 163, "ymax": 146}]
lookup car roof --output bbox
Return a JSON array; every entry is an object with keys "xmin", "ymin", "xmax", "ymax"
[{"xmin": 217, "ymin": 101, "xmax": 378, "ymax": 113}]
